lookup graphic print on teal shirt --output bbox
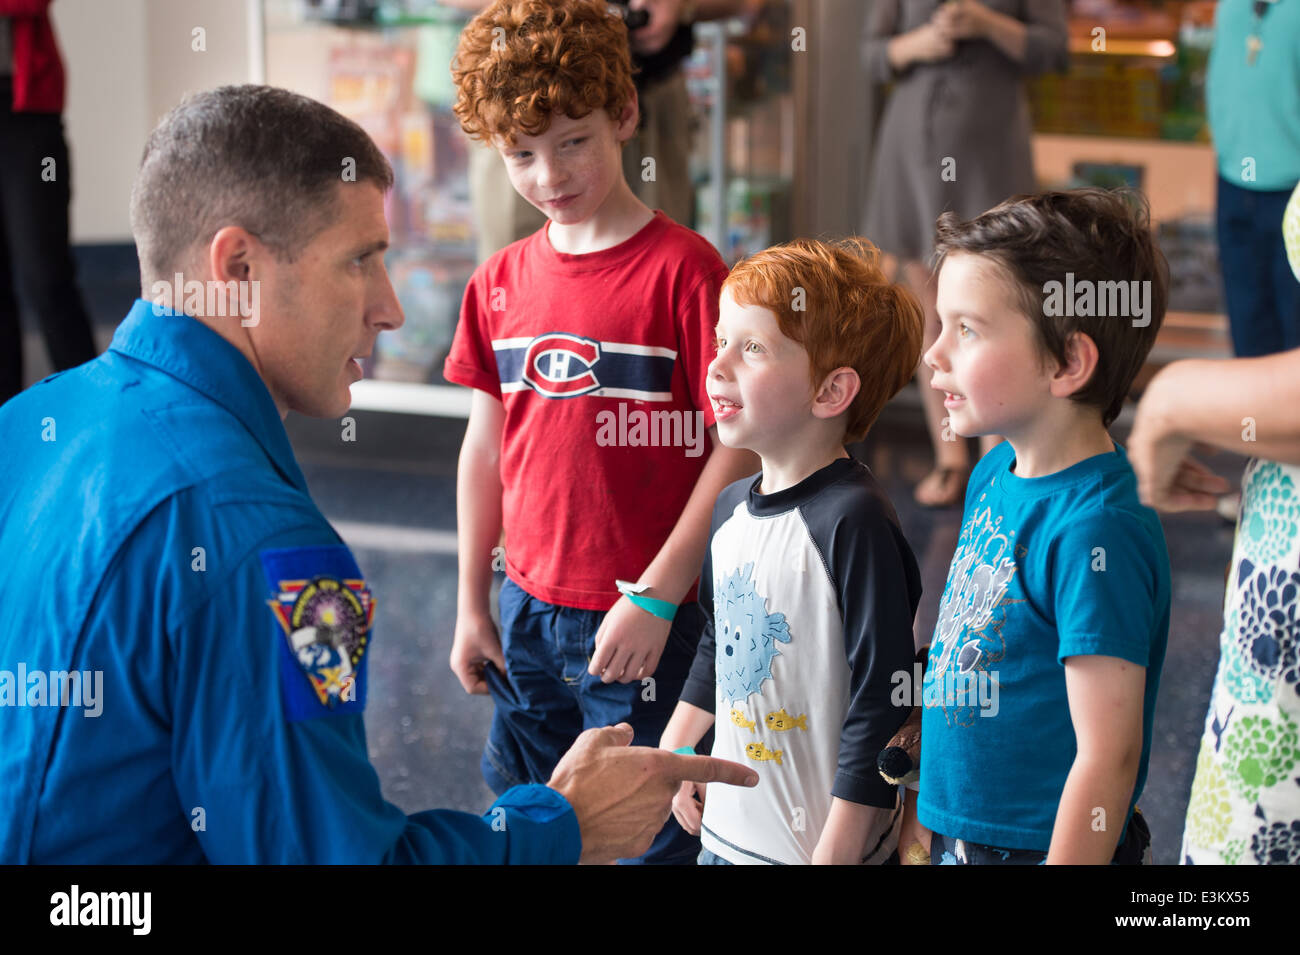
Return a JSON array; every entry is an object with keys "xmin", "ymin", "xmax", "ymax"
[
  {"xmin": 715, "ymin": 562, "xmax": 790, "ymax": 705},
  {"xmin": 926, "ymin": 503, "xmax": 1021, "ymax": 727}
]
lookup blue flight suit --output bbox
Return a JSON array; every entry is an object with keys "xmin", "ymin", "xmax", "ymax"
[{"xmin": 0, "ymin": 299, "xmax": 581, "ymax": 863}]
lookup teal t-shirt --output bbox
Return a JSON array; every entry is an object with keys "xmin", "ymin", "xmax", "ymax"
[
  {"xmin": 1207, "ymin": 0, "xmax": 1300, "ymax": 190},
  {"xmin": 917, "ymin": 441, "xmax": 1171, "ymax": 851}
]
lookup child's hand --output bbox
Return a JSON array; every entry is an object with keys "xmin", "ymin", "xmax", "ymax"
[
  {"xmin": 672, "ymin": 779, "xmax": 706, "ymax": 835},
  {"xmin": 588, "ymin": 596, "xmax": 672, "ymax": 684},
  {"xmin": 450, "ymin": 612, "xmax": 506, "ymax": 695}
]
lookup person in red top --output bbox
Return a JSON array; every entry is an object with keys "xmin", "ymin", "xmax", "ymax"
[
  {"xmin": 0, "ymin": 0, "xmax": 97, "ymax": 403},
  {"xmin": 445, "ymin": 0, "xmax": 758, "ymax": 864}
]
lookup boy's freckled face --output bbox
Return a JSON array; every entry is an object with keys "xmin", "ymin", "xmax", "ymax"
[
  {"xmin": 708, "ymin": 290, "xmax": 816, "ymax": 456},
  {"xmin": 495, "ymin": 109, "xmax": 631, "ymax": 226},
  {"xmin": 925, "ymin": 252, "xmax": 1053, "ymax": 440}
]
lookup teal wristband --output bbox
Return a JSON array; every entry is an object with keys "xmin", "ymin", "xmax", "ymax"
[
  {"xmin": 614, "ymin": 579, "xmax": 678, "ymax": 621},
  {"xmin": 673, "ymin": 746, "xmax": 696, "ymax": 756}
]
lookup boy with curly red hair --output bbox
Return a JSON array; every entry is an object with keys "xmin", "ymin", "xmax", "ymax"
[
  {"xmin": 660, "ymin": 238, "xmax": 928, "ymax": 864},
  {"xmin": 444, "ymin": 0, "xmax": 758, "ymax": 863}
]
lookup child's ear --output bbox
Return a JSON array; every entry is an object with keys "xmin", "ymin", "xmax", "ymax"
[
  {"xmin": 616, "ymin": 89, "xmax": 640, "ymax": 142},
  {"xmin": 812, "ymin": 367, "xmax": 861, "ymax": 420},
  {"xmin": 1050, "ymin": 330, "xmax": 1100, "ymax": 399}
]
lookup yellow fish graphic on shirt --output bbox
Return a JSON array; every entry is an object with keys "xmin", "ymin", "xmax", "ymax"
[
  {"xmin": 746, "ymin": 742, "xmax": 783, "ymax": 765},
  {"xmin": 765, "ymin": 708, "xmax": 807, "ymax": 732},
  {"xmin": 730, "ymin": 707, "xmax": 756, "ymax": 730}
]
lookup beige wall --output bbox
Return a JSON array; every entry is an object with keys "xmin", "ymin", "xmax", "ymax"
[{"xmin": 54, "ymin": 0, "xmax": 260, "ymax": 243}]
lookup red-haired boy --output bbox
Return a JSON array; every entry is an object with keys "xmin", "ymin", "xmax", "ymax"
[
  {"xmin": 659, "ymin": 238, "xmax": 926, "ymax": 864},
  {"xmin": 444, "ymin": 0, "xmax": 757, "ymax": 863}
]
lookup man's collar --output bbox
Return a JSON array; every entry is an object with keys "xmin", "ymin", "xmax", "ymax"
[{"xmin": 109, "ymin": 299, "xmax": 309, "ymax": 494}]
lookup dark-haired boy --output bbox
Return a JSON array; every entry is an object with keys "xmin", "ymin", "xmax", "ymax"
[
  {"xmin": 917, "ymin": 189, "xmax": 1172, "ymax": 864},
  {"xmin": 444, "ymin": 0, "xmax": 758, "ymax": 863}
]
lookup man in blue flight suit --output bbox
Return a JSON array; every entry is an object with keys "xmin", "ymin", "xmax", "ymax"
[{"xmin": 0, "ymin": 85, "xmax": 755, "ymax": 864}]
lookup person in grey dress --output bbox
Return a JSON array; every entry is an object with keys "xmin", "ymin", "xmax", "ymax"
[{"xmin": 862, "ymin": 0, "xmax": 1068, "ymax": 507}]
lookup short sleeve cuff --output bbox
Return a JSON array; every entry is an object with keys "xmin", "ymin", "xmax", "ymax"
[
  {"xmin": 831, "ymin": 769, "xmax": 899, "ymax": 809},
  {"xmin": 443, "ymin": 357, "xmax": 502, "ymax": 399},
  {"xmin": 1056, "ymin": 633, "xmax": 1150, "ymax": 668},
  {"xmin": 677, "ymin": 674, "xmax": 715, "ymax": 712}
]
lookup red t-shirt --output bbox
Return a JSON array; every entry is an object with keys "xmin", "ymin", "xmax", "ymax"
[{"xmin": 444, "ymin": 211, "xmax": 728, "ymax": 610}]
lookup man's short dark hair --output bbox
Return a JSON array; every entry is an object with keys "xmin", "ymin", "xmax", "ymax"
[
  {"xmin": 932, "ymin": 189, "xmax": 1170, "ymax": 428},
  {"xmin": 130, "ymin": 84, "xmax": 393, "ymax": 286}
]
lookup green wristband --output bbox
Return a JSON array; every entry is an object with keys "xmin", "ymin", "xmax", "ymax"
[
  {"xmin": 673, "ymin": 746, "xmax": 696, "ymax": 756},
  {"xmin": 614, "ymin": 579, "xmax": 678, "ymax": 621}
]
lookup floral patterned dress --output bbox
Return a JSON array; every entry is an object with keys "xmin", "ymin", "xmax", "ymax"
[{"xmin": 1182, "ymin": 459, "xmax": 1300, "ymax": 864}]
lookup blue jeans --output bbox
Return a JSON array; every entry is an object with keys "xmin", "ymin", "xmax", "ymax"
[
  {"xmin": 1216, "ymin": 175, "xmax": 1300, "ymax": 358},
  {"xmin": 697, "ymin": 847, "xmax": 733, "ymax": 865},
  {"xmin": 482, "ymin": 577, "xmax": 711, "ymax": 864}
]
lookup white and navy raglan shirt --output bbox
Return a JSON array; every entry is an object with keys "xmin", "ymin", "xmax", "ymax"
[{"xmin": 679, "ymin": 456, "xmax": 923, "ymax": 864}]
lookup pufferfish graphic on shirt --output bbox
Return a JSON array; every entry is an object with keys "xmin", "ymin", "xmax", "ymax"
[{"xmin": 714, "ymin": 562, "xmax": 791, "ymax": 706}]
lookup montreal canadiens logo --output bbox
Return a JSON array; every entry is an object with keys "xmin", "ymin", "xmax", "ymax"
[{"xmin": 521, "ymin": 333, "xmax": 601, "ymax": 398}]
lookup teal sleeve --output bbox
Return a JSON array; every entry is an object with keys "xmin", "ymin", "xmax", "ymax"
[{"xmin": 1050, "ymin": 510, "xmax": 1163, "ymax": 667}]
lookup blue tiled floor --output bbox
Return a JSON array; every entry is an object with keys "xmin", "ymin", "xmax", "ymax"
[{"xmin": 287, "ymin": 405, "xmax": 1240, "ymax": 865}]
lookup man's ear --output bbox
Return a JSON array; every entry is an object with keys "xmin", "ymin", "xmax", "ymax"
[
  {"xmin": 812, "ymin": 366, "xmax": 861, "ymax": 421},
  {"xmin": 1050, "ymin": 330, "xmax": 1100, "ymax": 399},
  {"xmin": 196, "ymin": 227, "xmax": 263, "ymax": 327},
  {"xmin": 208, "ymin": 226, "xmax": 257, "ymax": 285}
]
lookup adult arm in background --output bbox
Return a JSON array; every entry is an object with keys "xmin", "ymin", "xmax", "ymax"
[
  {"xmin": 1128, "ymin": 350, "xmax": 1300, "ymax": 512},
  {"xmin": 932, "ymin": 0, "xmax": 1069, "ymax": 72}
]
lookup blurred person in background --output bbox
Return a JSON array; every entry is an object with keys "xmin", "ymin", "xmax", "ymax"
[
  {"xmin": 0, "ymin": 0, "xmax": 97, "ymax": 405},
  {"xmin": 861, "ymin": 0, "xmax": 1068, "ymax": 508},
  {"xmin": 1205, "ymin": 0, "xmax": 1300, "ymax": 360}
]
